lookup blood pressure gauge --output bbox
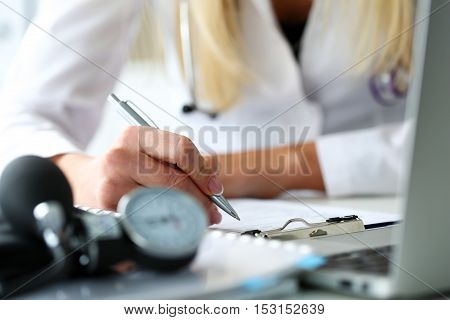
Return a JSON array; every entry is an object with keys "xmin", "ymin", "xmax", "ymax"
[
  {"xmin": 76, "ymin": 187, "xmax": 208, "ymax": 273},
  {"xmin": 0, "ymin": 156, "xmax": 208, "ymax": 297},
  {"xmin": 117, "ymin": 188, "xmax": 208, "ymax": 269}
]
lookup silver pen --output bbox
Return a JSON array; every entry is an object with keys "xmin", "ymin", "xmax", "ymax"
[{"xmin": 109, "ymin": 93, "xmax": 240, "ymax": 221}]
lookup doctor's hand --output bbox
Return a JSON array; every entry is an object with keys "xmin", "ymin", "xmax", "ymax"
[{"xmin": 52, "ymin": 126, "xmax": 223, "ymax": 225}]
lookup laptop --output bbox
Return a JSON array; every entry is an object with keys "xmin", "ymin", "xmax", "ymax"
[{"xmin": 303, "ymin": 0, "xmax": 450, "ymax": 298}]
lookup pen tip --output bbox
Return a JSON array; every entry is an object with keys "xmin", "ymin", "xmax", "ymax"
[{"xmin": 110, "ymin": 93, "xmax": 120, "ymax": 103}]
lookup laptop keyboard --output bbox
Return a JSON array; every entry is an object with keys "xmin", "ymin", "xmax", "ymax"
[{"xmin": 319, "ymin": 246, "xmax": 393, "ymax": 274}]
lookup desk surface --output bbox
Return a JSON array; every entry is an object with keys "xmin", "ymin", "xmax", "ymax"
[
  {"xmin": 20, "ymin": 196, "xmax": 401, "ymax": 300},
  {"xmin": 290, "ymin": 195, "xmax": 402, "ymax": 216}
]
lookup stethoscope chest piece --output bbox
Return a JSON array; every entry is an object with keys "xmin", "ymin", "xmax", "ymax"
[
  {"xmin": 369, "ymin": 68, "xmax": 408, "ymax": 107},
  {"xmin": 182, "ymin": 103, "xmax": 218, "ymax": 119}
]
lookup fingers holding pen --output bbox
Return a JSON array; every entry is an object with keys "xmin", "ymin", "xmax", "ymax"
[
  {"xmin": 136, "ymin": 127, "xmax": 224, "ymax": 196},
  {"xmin": 113, "ymin": 126, "xmax": 222, "ymax": 224}
]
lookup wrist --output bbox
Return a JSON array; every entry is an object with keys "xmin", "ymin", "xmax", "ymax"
[
  {"xmin": 288, "ymin": 142, "xmax": 325, "ymax": 191},
  {"xmin": 52, "ymin": 153, "xmax": 93, "ymax": 175},
  {"xmin": 51, "ymin": 153, "xmax": 95, "ymax": 202}
]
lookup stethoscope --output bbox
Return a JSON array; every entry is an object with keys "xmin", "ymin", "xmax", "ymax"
[
  {"xmin": 179, "ymin": 0, "xmax": 218, "ymax": 119},
  {"xmin": 369, "ymin": 67, "xmax": 409, "ymax": 107}
]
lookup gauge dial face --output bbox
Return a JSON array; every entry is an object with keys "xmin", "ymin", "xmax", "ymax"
[{"xmin": 118, "ymin": 188, "xmax": 207, "ymax": 259}]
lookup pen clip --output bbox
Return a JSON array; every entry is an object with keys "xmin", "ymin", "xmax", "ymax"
[
  {"xmin": 114, "ymin": 104, "xmax": 138, "ymax": 127},
  {"xmin": 109, "ymin": 93, "xmax": 160, "ymax": 129},
  {"xmin": 125, "ymin": 100, "xmax": 160, "ymax": 129}
]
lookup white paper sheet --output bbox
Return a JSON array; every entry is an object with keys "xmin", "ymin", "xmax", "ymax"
[{"xmin": 213, "ymin": 198, "xmax": 401, "ymax": 232}]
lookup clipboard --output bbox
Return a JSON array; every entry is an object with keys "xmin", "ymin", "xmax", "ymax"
[{"xmin": 241, "ymin": 215, "xmax": 365, "ymax": 240}]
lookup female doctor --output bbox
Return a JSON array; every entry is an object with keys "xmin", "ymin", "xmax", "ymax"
[{"xmin": 0, "ymin": 0, "xmax": 414, "ymax": 223}]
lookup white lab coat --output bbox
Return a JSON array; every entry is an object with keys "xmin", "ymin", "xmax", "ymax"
[{"xmin": 0, "ymin": 0, "xmax": 409, "ymax": 197}]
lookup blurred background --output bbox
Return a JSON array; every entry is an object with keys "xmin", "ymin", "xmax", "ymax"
[
  {"xmin": 0, "ymin": 0, "xmax": 164, "ymax": 155},
  {"xmin": 0, "ymin": 0, "xmax": 39, "ymax": 88},
  {"xmin": 0, "ymin": 0, "xmax": 413, "ymax": 200}
]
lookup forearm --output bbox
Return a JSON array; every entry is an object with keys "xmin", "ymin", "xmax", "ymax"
[{"xmin": 216, "ymin": 142, "xmax": 325, "ymax": 198}]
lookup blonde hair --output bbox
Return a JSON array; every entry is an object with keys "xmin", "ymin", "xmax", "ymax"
[
  {"xmin": 187, "ymin": 0, "xmax": 246, "ymax": 111},
  {"xmin": 348, "ymin": 0, "xmax": 415, "ymax": 74},
  {"xmin": 133, "ymin": 0, "xmax": 415, "ymax": 111}
]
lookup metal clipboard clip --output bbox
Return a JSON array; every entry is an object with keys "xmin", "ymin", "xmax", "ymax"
[{"xmin": 241, "ymin": 215, "xmax": 365, "ymax": 240}]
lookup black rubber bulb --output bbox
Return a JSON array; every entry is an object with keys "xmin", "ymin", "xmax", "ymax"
[{"xmin": 0, "ymin": 156, "xmax": 73, "ymax": 237}]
